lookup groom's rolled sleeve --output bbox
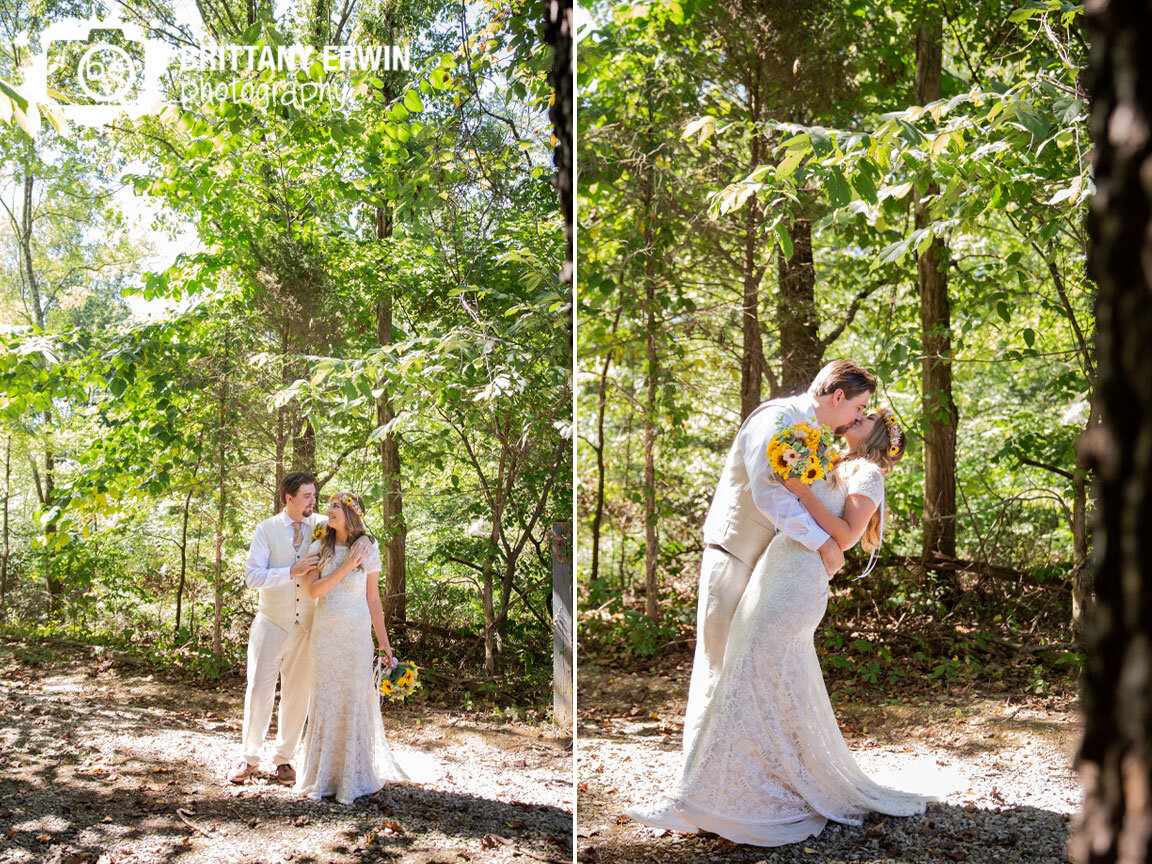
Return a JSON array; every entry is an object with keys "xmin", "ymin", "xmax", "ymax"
[
  {"xmin": 244, "ymin": 528, "xmax": 293, "ymax": 589},
  {"xmin": 739, "ymin": 407, "xmax": 831, "ymax": 552}
]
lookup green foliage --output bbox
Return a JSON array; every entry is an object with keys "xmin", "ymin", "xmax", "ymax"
[
  {"xmin": 0, "ymin": 0, "xmax": 567, "ymax": 708},
  {"xmin": 579, "ymin": 0, "xmax": 1093, "ymax": 673}
]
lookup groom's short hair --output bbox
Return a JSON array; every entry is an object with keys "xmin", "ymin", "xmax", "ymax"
[
  {"xmin": 281, "ymin": 472, "xmax": 318, "ymax": 499},
  {"xmin": 810, "ymin": 360, "xmax": 877, "ymax": 399}
]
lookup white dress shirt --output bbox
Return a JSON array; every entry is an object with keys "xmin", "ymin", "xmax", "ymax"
[
  {"xmin": 736, "ymin": 393, "xmax": 831, "ymax": 552},
  {"xmin": 245, "ymin": 510, "xmax": 312, "ymax": 589}
]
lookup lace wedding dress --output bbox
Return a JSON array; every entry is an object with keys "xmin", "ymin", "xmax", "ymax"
[
  {"xmin": 295, "ymin": 541, "xmax": 409, "ymax": 804},
  {"xmin": 628, "ymin": 460, "xmax": 932, "ymax": 846}
]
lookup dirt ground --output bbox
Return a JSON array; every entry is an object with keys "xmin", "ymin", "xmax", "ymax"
[
  {"xmin": 577, "ymin": 658, "xmax": 1082, "ymax": 864},
  {"xmin": 0, "ymin": 637, "xmax": 572, "ymax": 864}
]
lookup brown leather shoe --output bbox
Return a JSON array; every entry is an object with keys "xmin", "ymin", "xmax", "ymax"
[
  {"xmin": 228, "ymin": 760, "xmax": 258, "ymax": 784},
  {"xmin": 275, "ymin": 763, "xmax": 296, "ymax": 785}
]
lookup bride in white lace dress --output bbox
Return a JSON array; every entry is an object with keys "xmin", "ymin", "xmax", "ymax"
[
  {"xmin": 628, "ymin": 409, "xmax": 932, "ymax": 846},
  {"xmin": 296, "ymin": 492, "xmax": 408, "ymax": 803}
]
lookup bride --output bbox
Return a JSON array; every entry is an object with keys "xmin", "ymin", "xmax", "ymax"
[
  {"xmin": 295, "ymin": 491, "xmax": 409, "ymax": 803},
  {"xmin": 628, "ymin": 409, "xmax": 932, "ymax": 846}
]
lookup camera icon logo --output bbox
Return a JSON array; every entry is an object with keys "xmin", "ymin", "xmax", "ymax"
[{"xmin": 20, "ymin": 11, "xmax": 168, "ymax": 126}]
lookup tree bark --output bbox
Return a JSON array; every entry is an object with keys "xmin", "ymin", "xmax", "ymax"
[
  {"xmin": 293, "ymin": 415, "xmax": 316, "ymax": 475},
  {"xmin": 375, "ymin": 204, "xmax": 407, "ymax": 627},
  {"xmin": 589, "ymin": 351, "xmax": 611, "ymax": 584},
  {"xmin": 18, "ymin": 149, "xmax": 62, "ymax": 613},
  {"xmin": 643, "ymin": 172, "xmax": 660, "ymax": 627},
  {"xmin": 546, "ymin": 0, "xmax": 574, "ymax": 286},
  {"xmin": 740, "ymin": 69, "xmax": 768, "ymax": 418},
  {"xmin": 1, "ymin": 436, "xmax": 9, "ymax": 622},
  {"xmin": 915, "ymin": 19, "xmax": 959, "ymax": 566},
  {"xmin": 775, "ymin": 219, "xmax": 823, "ymax": 395},
  {"xmin": 175, "ymin": 467, "xmax": 199, "ymax": 639},
  {"xmin": 1070, "ymin": 3, "xmax": 1152, "ymax": 860},
  {"xmin": 213, "ymin": 336, "xmax": 230, "ymax": 662}
]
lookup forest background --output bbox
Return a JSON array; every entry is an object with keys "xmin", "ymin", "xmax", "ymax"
[
  {"xmin": 0, "ymin": 0, "xmax": 571, "ymax": 711},
  {"xmin": 577, "ymin": 0, "xmax": 1091, "ymax": 697}
]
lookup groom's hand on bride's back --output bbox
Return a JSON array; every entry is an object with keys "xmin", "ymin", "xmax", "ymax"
[
  {"xmin": 290, "ymin": 553, "xmax": 319, "ymax": 578},
  {"xmin": 818, "ymin": 539, "xmax": 845, "ymax": 579}
]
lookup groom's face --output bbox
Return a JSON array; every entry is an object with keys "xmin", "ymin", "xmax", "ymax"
[
  {"xmin": 287, "ymin": 484, "xmax": 318, "ymax": 517},
  {"xmin": 829, "ymin": 390, "xmax": 872, "ymax": 436}
]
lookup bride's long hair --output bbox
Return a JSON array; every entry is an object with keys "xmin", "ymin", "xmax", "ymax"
[
  {"xmin": 830, "ymin": 408, "xmax": 907, "ymax": 552},
  {"xmin": 316, "ymin": 492, "xmax": 371, "ymax": 573}
]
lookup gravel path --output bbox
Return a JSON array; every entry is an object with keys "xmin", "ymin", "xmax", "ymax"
[
  {"xmin": 0, "ymin": 638, "xmax": 572, "ymax": 864},
  {"xmin": 577, "ymin": 662, "xmax": 1081, "ymax": 864}
]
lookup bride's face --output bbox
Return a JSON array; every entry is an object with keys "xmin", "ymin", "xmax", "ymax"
[
  {"xmin": 325, "ymin": 502, "xmax": 346, "ymax": 533},
  {"xmin": 843, "ymin": 413, "xmax": 877, "ymax": 451}
]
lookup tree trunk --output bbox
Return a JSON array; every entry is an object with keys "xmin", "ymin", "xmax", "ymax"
[
  {"xmin": 915, "ymin": 20, "xmax": 959, "ymax": 565},
  {"xmin": 1, "ymin": 436, "xmax": 9, "ymax": 621},
  {"xmin": 213, "ymin": 337, "xmax": 230, "ymax": 662},
  {"xmin": 175, "ymin": 473, "xmax": 197, "ymax": 639},
  {"xmin": 589, "ymin": 351, "xmax": 611, "ymax": 584},
  {"xmin": 274, "ymin": 328, "xmax": 290, "ymax": 513},
  {"xmin": 375, "ymin": 204, "xmax": 406, "ymax": 627},
  {"xmin": 293, "ymin": 415, "xmax": 316, "ymax": 475},
  {"xmin": 19, "ymin": 150, "xmax": 62, "ymax": 614},
  {"xmin": 740, "ymin": 75, "xmax": 767, "ymax": 418},
  {"xmin": 1070, "ymin": 3, "xmax": 1152, "ymax": 859},
  {"xmin": 776, "ymin": 220, "xmax": 822, "ymax": 395},
  {"xmin": 546, "ymin": 0, "xmax": 573, "ymax": 286},
  {"xmin": 643, "ymin": 177, "xmax": 660, "ymax": 626}
]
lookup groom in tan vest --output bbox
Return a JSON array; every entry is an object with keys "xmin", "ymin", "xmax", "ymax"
[
  {"xmin": 682, "ymin": 360, "xmax": 878, "ymax": 752},
  {"xmin": 229, "ymin": 472, "xmax": 326, "ymax": 784}
]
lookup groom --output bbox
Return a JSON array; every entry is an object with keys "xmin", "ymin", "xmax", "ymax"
[
  {"xmin": 682, "ymin": 360, "xmax": 878, "ymax": 752},
  {"xmin": 228, "ymin": 472, "xmax": 326, "ymax": 785}
]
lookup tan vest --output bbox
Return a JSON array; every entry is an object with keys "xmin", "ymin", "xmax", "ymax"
[
  {"xmin": 702, "ymin": 398, "xmax": 817, "ymax": 568},
  {"xmin": 255, "ymin": 514, "xmax": 325, "ymax": 632}
]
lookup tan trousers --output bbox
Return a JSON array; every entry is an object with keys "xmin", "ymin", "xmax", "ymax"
[
  {"xmin": 241, "ymin": 613, "xmax": 311, "ymax": 766},
  {"xmin": 682, "ymin": 546, "xmax": 752, "ymax": 754}
]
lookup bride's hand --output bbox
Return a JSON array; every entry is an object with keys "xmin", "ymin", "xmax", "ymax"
[
  {"xmin": 780, "ymin": 476, "xmax": 809, "ymax": 497},
  {"xmin": 344, "ymin": 541, "xmax": 368, "ymax": 570}
]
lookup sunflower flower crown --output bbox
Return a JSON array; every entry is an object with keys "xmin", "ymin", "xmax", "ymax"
[
  {"xmin": 883, "ymin": 413, "xmax": 902, "ymax": 456},
  {"xmin": 329, "ymin": 492, "xmax": 365, "ymax": 516}
]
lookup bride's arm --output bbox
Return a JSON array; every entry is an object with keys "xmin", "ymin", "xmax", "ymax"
[
  {"xmin": 781, "ymin": 477, "xmax": 876, "ymax": 551},
  {"xmin": 304, "ymin": 545, "xmax": 366, "ymax": 599},
  {"xmin": 365, "ymin": 570, "xmax": 394, "ymax": 666}
]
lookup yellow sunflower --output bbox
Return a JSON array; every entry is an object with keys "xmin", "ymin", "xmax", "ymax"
[
  {"xmin": 804, "ymin": 459, "xmax": 821, "ymax": 483},
  {"xmin": 771, "ymin": 449, "xmax": 790, "ymax": 474},
  {"xmin": 312, "ymin": 524, "xmax": 326, "ymax": 541},
  {"xmin": 380, "ymin": 680, "xmax": 394, "ymax": 695}
]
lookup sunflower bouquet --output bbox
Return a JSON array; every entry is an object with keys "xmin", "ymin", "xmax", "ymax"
[
  {"xmin": 379, "ymin": 659, "xmax": 420, "ymax": 701},
  {"xmin": 766, "ymin": 422, "xmax": 841, "ymax": 484}
]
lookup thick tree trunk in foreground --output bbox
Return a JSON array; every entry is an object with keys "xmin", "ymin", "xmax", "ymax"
[
  {"xmin": 915, "ymin": 20, "xmax": 959, "ymax": 566},
  {"xmin": 1070, "ymin": 2, "xmax": 1152, "ymax": 861},
  {"xmin": 776, "ymin": 219, "xmax": 822, "ymax": 395},
  {"xmin": 546, "ymin": 0, "xmax": 573, "ymax": 285}
]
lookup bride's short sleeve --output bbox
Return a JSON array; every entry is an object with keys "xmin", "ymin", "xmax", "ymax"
[
  {"xmin": 846, "ymin": 462, "xmax": 885, "ymax": 507},
  {"xmin": 361, "ymin": 539, "xmax": 383, "ymax": 575}
]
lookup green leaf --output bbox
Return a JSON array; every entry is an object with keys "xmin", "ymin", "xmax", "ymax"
[
  {"xmin": 404, "ymin": 90, "xmax": 424, "ymax": 113},
  {"xmin": 774, "ymin": 221, "xmax": 794, "ymax": 261},
  {"xmin": 775, "ymin": 149, "xmax": 804, "ymax": 181},
  {"xmin": 997, "ymin": 300, "xmax": 1011, "ymax": 323},
  {"xmin": 1023, "ymin": 327, "xmax": 1036, "ymax": 347},
  {"xmin": 826, "ymin": 168, "xmax": 852, "ymax": 208}
]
